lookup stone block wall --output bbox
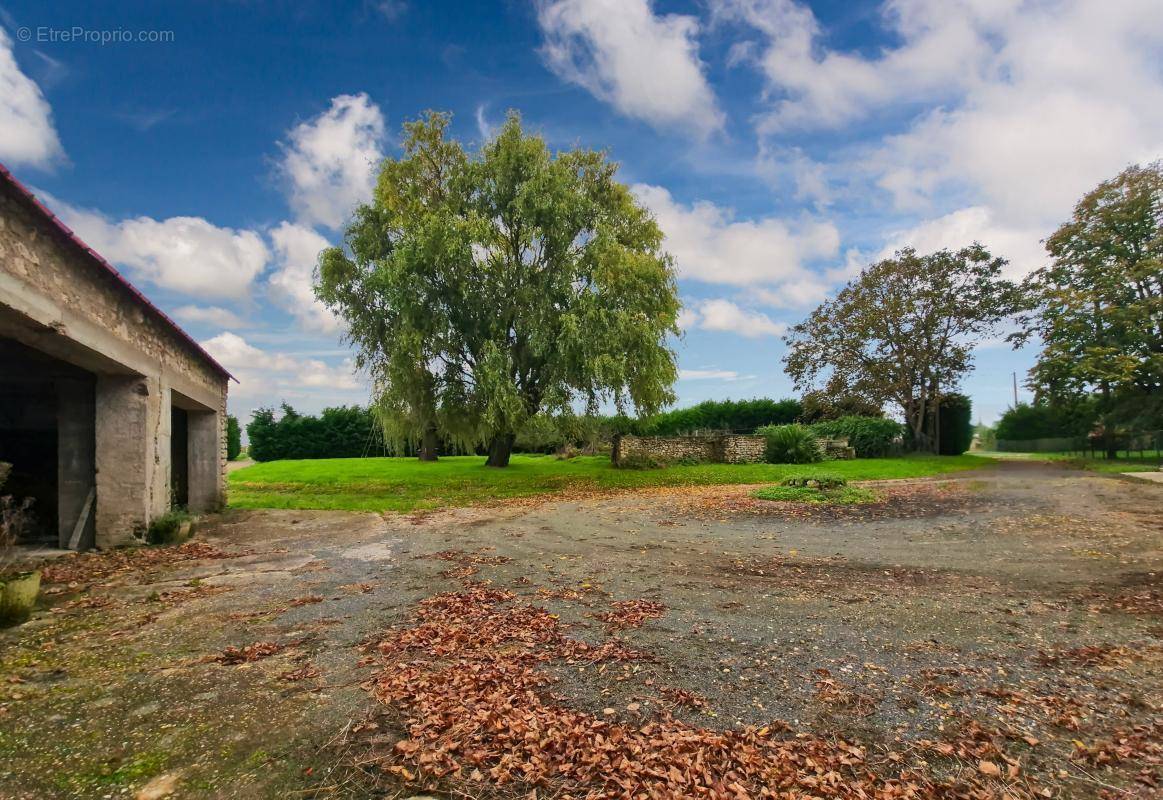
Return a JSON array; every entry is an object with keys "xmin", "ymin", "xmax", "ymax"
[
  {"xmin": 0, "ymin": 174, "xmax": 229, "ymax": 548},
  {"xmin": 719, "ymin": 434, "xmax": 767, "ymax": 463},
  {"xmin": 613, "ymin": 435, "xmax": 719, "ymax": 465},
  {"xmin": 0, "ymin": 185, "xmax": 227, "ymax": 396},
  {"xmin": 613, "ymin": 434, "xmax": 768, "ymax": 466},
  {"xmin": 613, "ymin": 433, "xmax": 853, "ymax": 466}
]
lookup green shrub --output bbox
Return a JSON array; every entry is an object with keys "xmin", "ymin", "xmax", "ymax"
[
  {"xmin": 758, "ymin": 424, "xmax": 824, "ymax": 464},
  {"xmin": 146, "ymin": 510, "xmax": 194, "ymax": 545},
  {"xmin": 935, "ymin": 394, "xmax": 973, "ymax": 455},
  {"xmin": 810, "ymin": 416, "xmax": 903, "ymax": 458},
  {"xmin": 781, "ymin": 474, "xmax": 846, "ymax": 490},
  {"xmin": 226, "ymin": 415, "xmax": 242, "ymax": 460},
  {"xmin": 615, "ymin": 453, "xmax": 668, "ymax": 470},
  {"xmin": 752, "ymin": 484, "xmax": 878, "ymax": 504}
]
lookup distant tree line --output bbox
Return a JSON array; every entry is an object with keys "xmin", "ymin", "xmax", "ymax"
[
  {"xmin": 241, "ymin": 393, "xmax": 973, "ymax": 462},
  {"xmin": 246, "ymin": 404, "xmax": 388, "ymax": 462}
]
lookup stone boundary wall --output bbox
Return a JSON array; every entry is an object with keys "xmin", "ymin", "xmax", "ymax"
[
  {"xmin": 612, "ymin": 433, "xmax": 853, "ymax": 465},
  {"xmin": 613, "ymin": 434, "xmax": 768, "ymax": 466}
]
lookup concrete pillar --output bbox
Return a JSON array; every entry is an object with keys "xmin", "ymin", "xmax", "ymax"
[
  {"xmin": 94, "ymin": 374, "xmax": 160, "ymax": 547},
  {"xmin": 56, "ymin": 377, "xmax": 95, "ymax": 549},
  {"xmin": 187, "ymin": 410, "xmax": 222, "ymax": 513}
]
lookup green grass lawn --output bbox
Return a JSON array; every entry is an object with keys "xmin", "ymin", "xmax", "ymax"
[
  {"xmin": 978, "ymin": 450, "xmax": 1162, "ymax": 473},
  {"xmin": 227, "ymin": 453, "xmax": 994, "ymax": 513},
  {"xmin": 751, "ymin": 484, "xmax": 880, "ymax": 505}
]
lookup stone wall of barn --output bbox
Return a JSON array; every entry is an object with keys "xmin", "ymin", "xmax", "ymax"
[{"xmin": 0, "ymin": 178, "xmax": 229, "ymax": 548}]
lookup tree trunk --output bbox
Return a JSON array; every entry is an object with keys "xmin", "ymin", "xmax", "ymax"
[
  {"xmin": 418, "ymin": 424, "xmax": 439, "ymax": 462},
  {"xmin": 485, "ymin": 433, "xmax": 515, "ymax": 468}
]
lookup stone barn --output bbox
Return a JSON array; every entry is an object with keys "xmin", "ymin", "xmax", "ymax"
[{"xmin": 0, "ymin": 164, "xmax": 231, "ymax": 550}]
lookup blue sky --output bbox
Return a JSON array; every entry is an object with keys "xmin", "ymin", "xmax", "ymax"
[{"xmin": 3, "ymin": 0, "xmax": 1161, "ymax": 426}]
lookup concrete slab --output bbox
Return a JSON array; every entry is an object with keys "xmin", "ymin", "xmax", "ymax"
[{"xmin": 1124, "ymin": 471, "xmax": 1163, "ymax": 483}]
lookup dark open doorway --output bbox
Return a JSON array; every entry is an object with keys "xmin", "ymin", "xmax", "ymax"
[
  {"xmin": 170, "ymin": 405, "xmax": 189, "ymax": 509},
  {"xmin": 0, "ymin": 338, "xmax": 96, "ymax": 548}
]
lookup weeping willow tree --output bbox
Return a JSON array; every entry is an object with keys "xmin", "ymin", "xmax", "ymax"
[{"xmin": 316, "ymin": 111, "xmax": 681, "ymax": 466}]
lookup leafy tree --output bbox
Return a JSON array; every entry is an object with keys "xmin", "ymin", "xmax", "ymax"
[
  {"xmin": 973, "ymin": 422, "xmax": 997, "ymax": 451},
  {"xmin": 797, "ymin": 390, "xmax": 884, "ymax": 423},
  {"xmin": 226, "ymin": 415, "xmax": 242, "ymax": 461},
  {"xmin": 784, "ymin": 246, "xmax": 1019, "ymax": 451},
  {"xmin": 1014, "ymin": 162, "xmax": 1163, "ymax": 455},
  {"xmin": 317, "ymin": 112, "xmax": 680, "ymax": 467}
]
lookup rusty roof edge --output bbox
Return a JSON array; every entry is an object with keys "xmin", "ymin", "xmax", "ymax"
[{"xmin": 0, "ymin": 162, "xmax": 237, "ymax": 383}]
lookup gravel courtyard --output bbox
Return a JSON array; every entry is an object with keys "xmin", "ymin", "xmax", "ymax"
[{"xmin": 1, "ymin": 461, "xmax": 1160, "ymax": 798}]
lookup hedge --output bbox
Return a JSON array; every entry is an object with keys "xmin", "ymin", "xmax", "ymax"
[
  {"xmin": 247, "ymin": 404, "xmax": 388, "ymax": 462},
  {"xmin": 996, "ymin": 399, "xmax": 1098, "ymax": 441},
  {"xmin": 935, "ymin": 394, "xmax": 973, "ymax": 455},
  {"xmin": 636, "ymin": 398, "xmax": 802, "ymax": 436},
  {"xmin": 809, "ymin": 416, "xmax": 903, "ymax": 458}
]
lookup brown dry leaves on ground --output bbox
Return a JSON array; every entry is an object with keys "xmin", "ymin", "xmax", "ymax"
[
  {"xmin": 363, "ymin": 587, "xmax": 1058, "ymax": 800},
  {"xmin": 37, "ymin": 541, "xmax": 234, "ymax": 591},
  {"xmin": 213, "ymin": 641, "xmax": 286, "ymax": 665},
  {"xmin": 596, "ymin": 599, "xmax": 668, "ymax": 631},
  {"xmin": 664, "ymin": 480, "xmax": 978, "ymax": 522}
]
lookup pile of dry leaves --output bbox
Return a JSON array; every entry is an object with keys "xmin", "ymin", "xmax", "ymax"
[
  {"xmin": 38, "ymin": 540, "xmax": 234, "ymax": 590},
  {"xmin": 366, "ymin": 586, "xmax": 1045, "ymax": 799},
  {"xmin": 596, "ymin": 599, "xmax": 668, "ymax": 631}
]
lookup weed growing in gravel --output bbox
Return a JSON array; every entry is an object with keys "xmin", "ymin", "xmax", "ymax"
[{"xmin": 752, "ymin": 484, "xmax": 880, "ymax": 504}]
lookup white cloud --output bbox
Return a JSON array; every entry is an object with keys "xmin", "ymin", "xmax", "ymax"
[
  {"xmin": 201, "ymin": 332, "xmax": 364, "ymax": 417},
  {"xmin": 475, "ymin": 104, "xmax": 495, "ymax": 141},
  {"xmin": 279, "ymin": 92, "xmax": 386, "ymax": 231},
  {"xmin": 536, "ymin": 0, "xmax": 723, "ymax": 137},
  {"xmin": 679, "ymin": 368, "xmax": 751, "ymax": 381},
  {"xmin": 43, "ymin": 194, "xmax": 269, "ymax": 300},
  {"xmin": 267, "ymin": 221, "xmax": 340, "ymax": 333},
  {"xmin": 725, "ymin": 0, "xmax": 1163, "ymax": 229},
  {"xmin": 682, "ymin": 298, "xmax": 786, "ymax": 338},
  {"xmin": 372, "ymin": 1, "xmax": 408, "ymax": 21},
  {"xmin": 634, "ymin": 183, "xmax": 837, "ymax": 300},
  {"xmin": 717, "ymin": 0, "xmax": 998, "ymax": 133},
  {"xmin": 676, "ymin": 306, "xmax": 701, "ymax": 332},
  {"xmin": 202, "ymin": 332, "xmax": 292, "ymax": 370},
  {"xmin": 0, "ymin": 26, "xmax": 64, "ymax": 168},
  {"xmin": 171, "ymin": 305, "xmax": 252, "ymax": 329},
  {"xmin": 877, "ymin": 206, "xmax": 1049, "ymax": 280}
]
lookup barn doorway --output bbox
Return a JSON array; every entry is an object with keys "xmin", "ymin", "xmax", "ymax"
[
  {"xmin": 0, "ymin": 338, "xmax": 96, "ymax": 549},
  {"xmin": 170, "ymin": 405, "xmax": 189, "ymax": 509}
]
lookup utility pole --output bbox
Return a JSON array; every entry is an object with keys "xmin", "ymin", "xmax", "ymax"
[{"xmin": 1012, "ymin": 372, "xmax": 1019, "ymax": 407}]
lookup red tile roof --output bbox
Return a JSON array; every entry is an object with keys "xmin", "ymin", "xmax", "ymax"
[{"xmin": 0, "ymin": 163, "xmax": 235, "ymax": 381}]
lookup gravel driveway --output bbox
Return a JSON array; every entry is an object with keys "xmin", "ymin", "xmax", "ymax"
[{"xmin": 1, "ymin": 460, "xmax": 1159, "ymax": 798}]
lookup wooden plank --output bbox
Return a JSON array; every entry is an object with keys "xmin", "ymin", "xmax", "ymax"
[{"xmin": 67, "ymin": 487, "xmax": 95, "ymax": 551}]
